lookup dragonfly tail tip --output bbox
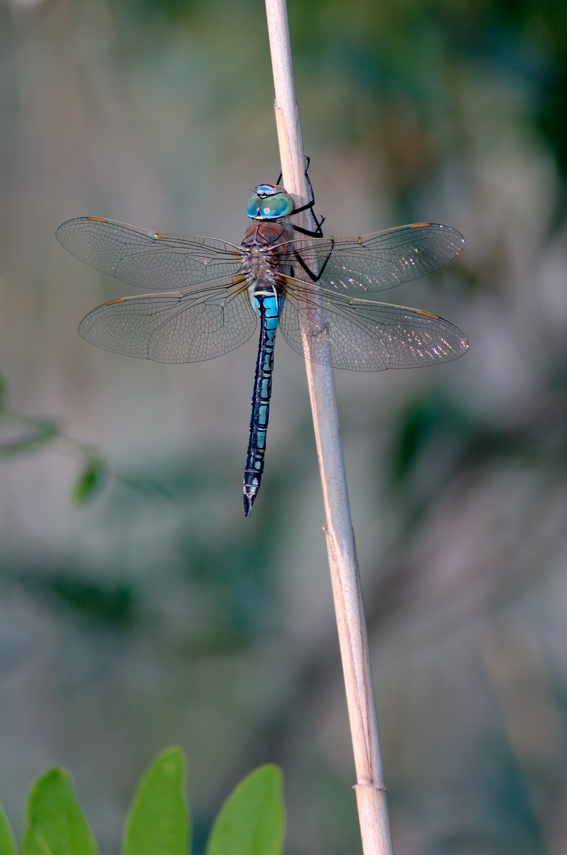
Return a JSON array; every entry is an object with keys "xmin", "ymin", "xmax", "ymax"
[{"xmin": 243, "ymin": 489, "xmax": 256, "ymax": 517}]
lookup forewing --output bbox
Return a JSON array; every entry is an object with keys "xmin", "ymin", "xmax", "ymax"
[
  {"xmin": 78, "ymin": 277, "xmax": 257, "ymax": 363},
  {"xmin": 57, "ymin": 217, "xmax": 243, "ymax": 290},
  {"xmin": 280, "ymin": 279, "xmax": 469, "ymax": 371},
  {"xmin": 290, "ymin": 223, "xmax": 465, "ymax": 295}
]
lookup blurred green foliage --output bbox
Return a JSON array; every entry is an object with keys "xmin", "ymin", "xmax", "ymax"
[{"xmin": 2, "ymin": 748, "xmax": 282, "ymax": 855}]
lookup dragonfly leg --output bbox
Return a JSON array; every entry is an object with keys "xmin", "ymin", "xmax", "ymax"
[
  {"xmin": 275, "ymin": 157, "xmax": 326, "ymax": 238},
  {"xmin": 291, "ymin": 211, "xmax": 326, "ymax": 238},
  {"xmin": 275, "ymin": 154, "xmax": 312, "ymax": 186},
  {"xmin": 292, "ymin": 186, "xmax": 325, "ymax": 238},
  {"xmin": 291, "ymin": 237, "xmax": 334, "ymax": 283},
  {"xmin": 296, "ymin": 158, "xmax": 326, "ymax": 236}
]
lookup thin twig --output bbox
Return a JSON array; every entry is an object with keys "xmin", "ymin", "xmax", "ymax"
[{"xmin": 263, "ymin": 2, "xmax": 394, "ymax": 854}]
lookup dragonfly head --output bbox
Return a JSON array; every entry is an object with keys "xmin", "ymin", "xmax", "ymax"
[{"xmin": 247, "ymin": 184, "xmax": 295, "ymax": 220}]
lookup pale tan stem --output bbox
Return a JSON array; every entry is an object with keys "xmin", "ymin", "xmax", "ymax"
[{"xmin": 263, "ymin": 3, "xmax": 394, "ymax": 854}]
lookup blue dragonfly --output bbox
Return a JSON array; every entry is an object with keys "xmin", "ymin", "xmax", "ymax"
[{"xmin": 56, "ymin": 183, "xmax": 468, "ymax": 516}]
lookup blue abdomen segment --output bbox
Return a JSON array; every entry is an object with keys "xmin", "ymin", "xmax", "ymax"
[{"xmin": 243, "ymin": 290, "xmax": 283, "ymax": 516}]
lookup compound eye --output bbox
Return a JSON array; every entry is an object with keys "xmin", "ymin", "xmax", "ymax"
[{"xmin": 246, "ymin": 191, "xmax": 294, "ymax": 220}]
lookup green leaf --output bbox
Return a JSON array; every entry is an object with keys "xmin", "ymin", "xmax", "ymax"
[
  {"xmin": 72, "ymin": 458, "xmax": 108, "ymax": 505},
  {"xmin": 206, "ymin": 765, "xmax": 284, "ymax": 855},
  {"xmin": 124, "ymin": 747, "xmax": 189, "ymax": 855},
  {"xmin": 0, "ymin": 801, "xmax": 17, "ymax": 855},
  {"xmin": 0, "ymin": 422, "xmax": 59, "ymax": 459},
  {"xmin": 23, "ymin": 769, "xmax": 98, "ymax": 855}
]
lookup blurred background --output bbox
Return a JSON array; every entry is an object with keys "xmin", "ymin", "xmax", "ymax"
[{"xmin": 1, "ymin": 0, "xmax": 567, "ymax": 852}]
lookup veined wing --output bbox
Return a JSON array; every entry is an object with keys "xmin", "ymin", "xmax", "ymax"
[
  {"xmin": 279, "ymin": 277, "xmax": 469, "ymax": 371},
  {"xmin": 56, "ymin": 217, "xmax": 243, "ymax": 290},
  {"xmin": 290, "ymin": 223, "xmax": 465, "ymax": 296},
  {"xmin": 78, "ymin": 275, "xmax": 257, "ymax": 363}
]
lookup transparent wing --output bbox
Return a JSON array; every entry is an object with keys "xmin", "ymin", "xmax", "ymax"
[
  {"xmin": 280, "ymin": 278, "xmax": 469, "ymax": 371},
  {"xmin": 78, "ymin": 276, "xmax": 257, "ymax": 363},
  {"xmin": 289, "ymin": 223, "xmax": 465, "ymax": 295},
  {"xmin": 57, "ymin": 217, "xmax": 243, "ymax": 290}
]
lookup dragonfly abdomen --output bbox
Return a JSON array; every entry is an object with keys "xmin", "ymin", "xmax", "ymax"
[{"xmin": 243, "ymin": 284, "xmax": 283, "ymax": 517}]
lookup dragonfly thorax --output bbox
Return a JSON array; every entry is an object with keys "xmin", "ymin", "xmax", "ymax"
[
  {"xmin": 241, "ymin": 220, "xmax": 292, "ymax": 269},
  {"xmin": 240, "ymin": 220, "xmax": 293, "ymax": 309}
]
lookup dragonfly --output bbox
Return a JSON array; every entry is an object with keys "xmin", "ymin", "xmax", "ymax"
[{"xmin": 56, "ymin": 182, "xmax": 468, "ymax": 516}]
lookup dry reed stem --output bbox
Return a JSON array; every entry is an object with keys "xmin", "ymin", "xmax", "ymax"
[{"xmin": 263, "ymin": 3, "xmax": 394, "ymax": 854}]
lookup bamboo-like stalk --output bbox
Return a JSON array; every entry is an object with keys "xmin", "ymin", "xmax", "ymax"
[{"xmin": 263, "ymin": 3, "xmax": 394, "ymax": 854}]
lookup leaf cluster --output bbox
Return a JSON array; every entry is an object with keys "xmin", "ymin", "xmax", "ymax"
[{"xmin": 0, "ymin": 749, "xmax": 284, "ymax": 855}]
